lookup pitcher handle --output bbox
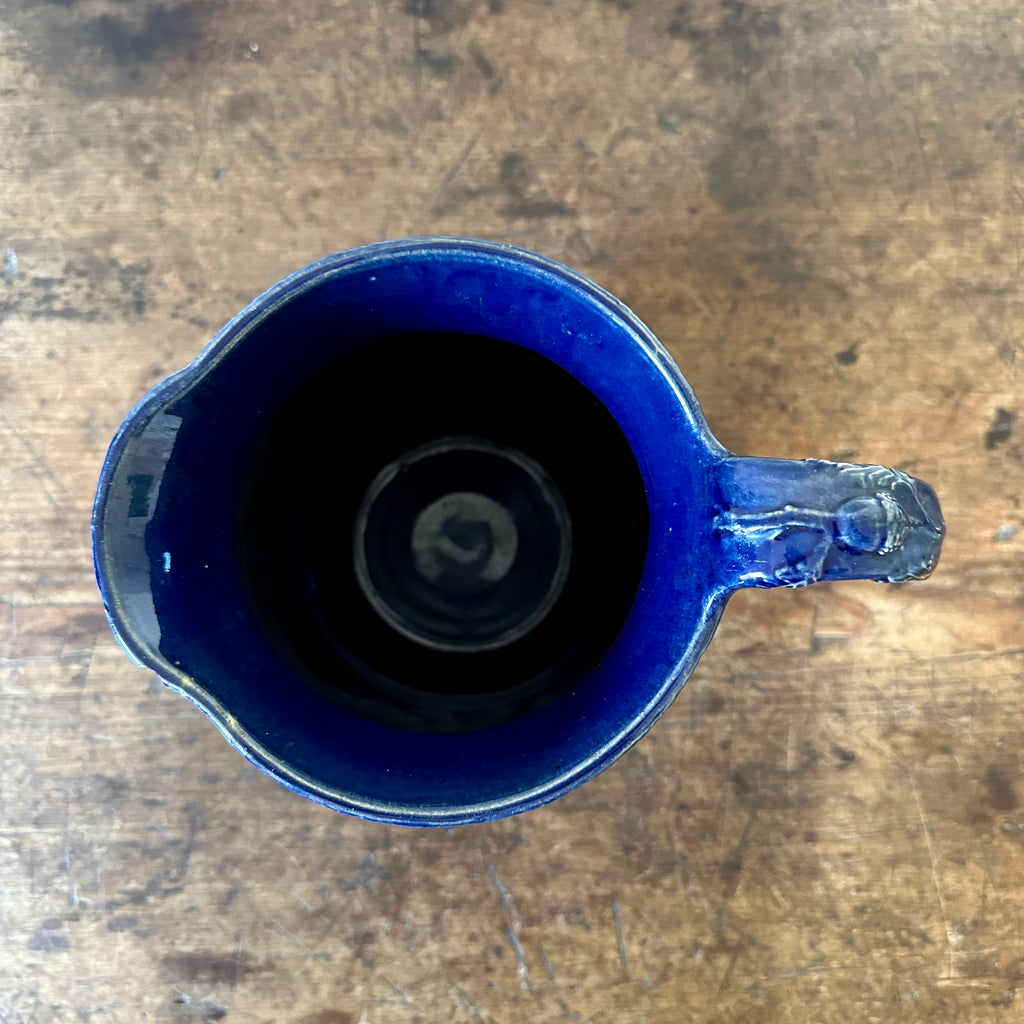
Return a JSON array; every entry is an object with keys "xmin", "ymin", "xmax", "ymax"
[{"xmin": 711, "ymin": 457, "xmax": 945, "ymax": 592}]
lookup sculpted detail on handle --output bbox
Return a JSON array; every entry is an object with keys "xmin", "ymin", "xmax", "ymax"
[{"xmin": 712, "ymin": 458, "xmax": 945, "ymax": 592}]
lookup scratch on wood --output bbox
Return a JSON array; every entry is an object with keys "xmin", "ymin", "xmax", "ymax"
[
  {"xmin": 269, "ymin": 917, "xmax": 320, "ymax": 958},
  {"xmin": 377, "ymin": 972, "xmax": 415, "ymax": 1006},
  {"xmin": 0, "ymin": 410, "xmax": 73, "ymax": 525},
  {"xmin": 538, "ymin": 945, "xmax": 556, "ymax": 981},
  {"xmin": 75, "ymin": 637, "xmax": 98, "ymax": 705},
  {"xmin": 487, "ymin": 864, "xmax": 531, "ymax": 991},
  {"xmin": 291, "ymin": 892, "xmax": 315, "ymax": 913},
  {"xmin": 432, "ymin": 130, "xmax": 483, "ymax": 212},
  {"xmin": 612, "ymin": 901, "xmax": 628, "ymax": 977},
  {"xmin": 907, "ymin": 770, "xmax": 954, "ymax": 979},
  {"xmin": 453, "ymin": 983, "xmax": 493, "ymax": 1024},
  {"xmin": 714, "ymin": 920, "xmax": 743, "ymax": 1000},
  {"xmin": 486, "ymin": 863, "xmax": 523, "ymax": 933},
  {"xmin": 506, "ymin": 927, "xmax": 532, "ymax": 991},
  {"xmin": 167, "ymin": 803, "xmax": 204, "ymax": 884}
]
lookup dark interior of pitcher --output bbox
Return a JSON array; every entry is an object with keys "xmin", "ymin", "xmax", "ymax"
[{"xmin": 237, "ymin": 333, "xmax": 650, "ymax": 732}]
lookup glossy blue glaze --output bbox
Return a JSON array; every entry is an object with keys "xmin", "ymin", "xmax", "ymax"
[{"xmin": 93, "ymin": 238, "xmax": 944, "ymax": 825}]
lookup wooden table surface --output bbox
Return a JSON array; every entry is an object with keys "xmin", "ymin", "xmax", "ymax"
[{"xmin": 1, "ymin": 1, "xmax": 1021, "ymax": 1021}]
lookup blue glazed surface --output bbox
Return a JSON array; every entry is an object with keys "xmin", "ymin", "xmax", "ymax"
[{"xmin": 92, "ymin": 238, "xmax": 944, "ymax": 825}]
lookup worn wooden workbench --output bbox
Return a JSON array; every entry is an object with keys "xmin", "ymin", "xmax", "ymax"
[{"xmin": 1, "ymin": 1, "xmax": 1021, "ymax": 1020}]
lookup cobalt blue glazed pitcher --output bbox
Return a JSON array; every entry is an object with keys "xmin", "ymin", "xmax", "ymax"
[{"xmin": 92, "ymin": 238, "xmax": 944, "ymax": 825}]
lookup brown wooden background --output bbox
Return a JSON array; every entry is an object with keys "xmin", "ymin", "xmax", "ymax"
[{"xmin": 1, "ymin": 1, "xmax": 1022, "ymax": 1021}]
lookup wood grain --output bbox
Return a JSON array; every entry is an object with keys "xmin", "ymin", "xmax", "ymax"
[{"xmin": 1, "ymin": 1, "xmax": 1021, "ymax": 1021}]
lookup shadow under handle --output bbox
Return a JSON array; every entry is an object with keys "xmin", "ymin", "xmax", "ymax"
[{"xmin": 711, "ymin": 457, "xmax": 945, "ymax": 592}]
